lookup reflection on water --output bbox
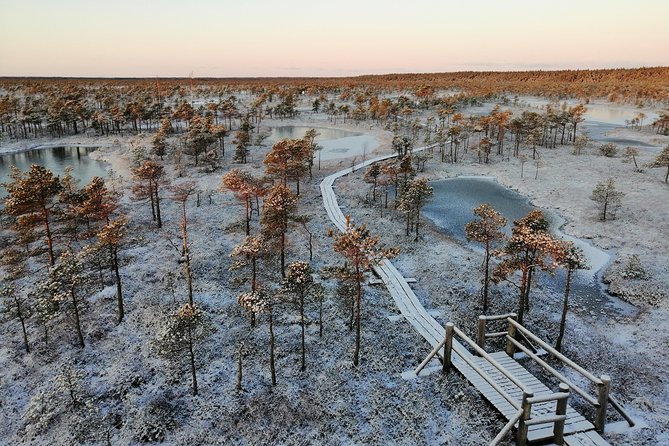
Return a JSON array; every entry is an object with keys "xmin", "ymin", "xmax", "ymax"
[
  {"xmin": 268, "ymin": 126, "xmax": 378, "ymax": 161},
  {"xmin": 268, "ymin": 126, "xmax": 360, "ymax": 142},
  {"xmin": 423, "ymin": 176, "xmax": 637, "ymax": 318},
  {"xmin": 515, "ymin": 96, "xmax": 660, "ymax": 126},
  {"xmin": 0, "ymin": 146, "xmax": 108, "ymax": 198}
]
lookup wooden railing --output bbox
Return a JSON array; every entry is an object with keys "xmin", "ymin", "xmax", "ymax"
[
  {"xmin": 477, "ymin": 313, "xmax": 538, "ymax": 355},
  {"xmin": 414, "ymin": 323, "xmax": 572, "ymax": 446},
  {"xmin": 479, "ymin": 314, "xmax": 635, "ymax": 434},
  {"xmin": 491, "ymin": 384, "xmax": 571, "ymax": 446}
]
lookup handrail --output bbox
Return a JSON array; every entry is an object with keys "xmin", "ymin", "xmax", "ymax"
[
  {"xmin": 507, "ymin": 317, "xmax": 635, "ymax": 431},
  {"xmin": 478, "ymin": 313, "xmax": 539, "ymax": 354},
  {"xmin": 506, "ymin": 336, "xmax": 599, "ymax": 406},
  {"xmin": 451, "ymin": 345, "xmax": 522, "ymax": 411},
  {"xmin": 491, "ymin": 385, "xmax": 570, "ymax": 446},
  {"xmin": 490, "ymin": 409, "xmax": 523, "ymax": 446},
  {"xmin": 480, "ymin": 312, "xmax": 517, "ymax": 321},
  {"xmin": 508, "ymin": 318, "xmax": 601, "ymax": 384},
  {"xmin": 453, "ymin": 325, "xmax": 531, "ymax": 395}
]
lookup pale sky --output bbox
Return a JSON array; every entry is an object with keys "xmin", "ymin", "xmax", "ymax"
[{"xmin": 1, "ymin": 0, "xmax": 668, "ymax": 77}]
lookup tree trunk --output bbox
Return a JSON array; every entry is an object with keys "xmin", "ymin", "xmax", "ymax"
[
  {"xmin": 155, "ymin": 182, "xmax": 162, "ymax": 228},
  {"xmin": 518, "ymin": 268, "xmax": 528, "ymax": 324},
  {"xmin": 555, "ymin": 268, "xmax": 572, "ymax": 352},
  {"xmin": 15, "ymin": 297, "xmax": 30, "ymax": 353},
  {"xmin": 112, "ymin": 247, "xmax": 124, "ymax": 323},
  {"xmin": 524, "ymin": 265, "xmax": 534, "ymax": 311},
  {"xmin": 149, "ymin": 183, "xmax": 156, "ymax": 221},
  {"xmin": 280, "ymin": 230, "xmax": 286, "ymax": 278},
  {"xmin": 71, "ymin": 287, "xmax": 85, "ymax": 348},
  {"xmin": 300, "ymin": 291, "xmax": 306, "ymax": 371},
  {"xmin": 269, "ymin": 307, "xmax": 276, "ymax": 385},
  {"xmin": 319, "ymin": 292, "xmax": 324, "ymax": 337},
  {"xmin": 43, "ymin": 208, "xmax": 55, "ymax": 266},
  {"xmin": 245, "ymin": 197, "xmax": 251, "ymax": 236},
  {"xmin": 181, "ymin": 203, "xmax": 194, "ymax": 305},
  {"xmin": 483, "ymin": 243, "xmax": 490, "ymax": 313},
  {"xmin": 353, "ymin": 265, "xmax": 362, "ymax": 367},
  {"xmin": 188, "ymin": 325, "xmax": 198, "ymax": 395}
]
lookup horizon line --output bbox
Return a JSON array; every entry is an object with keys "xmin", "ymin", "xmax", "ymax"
[{"xmin": 2, "ymin": 66, "xmax": 668, "ymax": 81}]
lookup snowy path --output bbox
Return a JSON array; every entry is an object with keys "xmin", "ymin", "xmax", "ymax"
[{"xmin": 319, "ymin": 144, "xmax": 609, "ymax": 445}]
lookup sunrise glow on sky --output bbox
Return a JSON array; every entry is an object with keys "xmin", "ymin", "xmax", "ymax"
[{"xmin": 1, "ymin": 0, "xmax": 668, "ymax": 77}]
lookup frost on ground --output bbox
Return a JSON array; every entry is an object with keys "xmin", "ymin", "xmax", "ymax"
[{"xmin": 1, "ymin": 105, "xmax": 668, "ymax": 446}]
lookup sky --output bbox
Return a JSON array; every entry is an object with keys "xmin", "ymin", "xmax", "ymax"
[{"xmin": 1, "ymin": 0, "xmax": 668, "ymax": 77}]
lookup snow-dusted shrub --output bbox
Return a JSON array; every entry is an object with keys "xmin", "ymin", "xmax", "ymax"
[
  {"xmin": 131, "ymin": 394, "xmax": 180, "ymax": 443},
  {"xmin": 599, "ymin": 142, "xmax": 618, "ymax": 157},
  {"xmin": 621, "ymin": 254, "xmax": 648, "ymax": 280},
  {"xmin": 20, "ymin": 363, "xmax": 102, "ymax": 444}
]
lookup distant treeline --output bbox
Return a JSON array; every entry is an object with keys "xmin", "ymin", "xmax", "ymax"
[{"xmin": 2, "ymin": 67, "xmax": 668, "ymax": 101}]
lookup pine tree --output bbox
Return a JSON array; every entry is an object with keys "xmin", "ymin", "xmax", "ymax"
[
  {"xmin": 154, "ymin": 303, "xmax": 214, "ymax": 395},
  {"xmin": 132, "ymin": 160, "xmax": 166, "ymax": 228},
  {"xmin": 1, "ymin": 246, "xmax": 31, "ymax": 352},
  {"xmin": 97, "ymin": 217, "xmax": 128, "ymax": 323},
  {"xmin": 282, "ymin": 261, "xmax": 322, "ymax": 371},
  {"xmin": 396, "ymin": 178, "xmax": 433, "ymax": 239},
  {"xmin": 38, "ymin": 248, "xmax": 91, "ymax": 348},
  {"xmin": 465, "ymin": 204, "xmax": 507, "ymax": 312},
  {"xmin": 493, "ymin": 210, "xmax": 562, "ymax": 324},
  {"xmin": 220, "ymin": 169, "xmax": 262, "ymax": 236},
  {"xmin": 3, "ymin": 165, "xmax": 63, "ymax": 266},
  {"xmin": 238, "ymin": 289, "xmax": 276, "ymax": 386},
  {"xmin": 363, "ymin": 164, "xmax": 381, "ymax": 201},
  {"xmin": 555, "ymin": 242, "xmax": 588, "ymax": 352},
  {"xmin": 329, "ymin": 216, "xmax": 398, "ymax": 366},
  {"xmin": 591, "ymin": 178, "xmax": 624, "ymax": 221},
  {"xmin": 261, "ymin": 184, "xmax": 298, "ymax": 277},
  {"xmin": 170, "ymin": 182, "xmax": 199, "ymax": 305}
]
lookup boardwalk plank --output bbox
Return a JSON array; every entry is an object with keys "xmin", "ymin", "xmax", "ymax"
[{"xmin": 320, "ymin": 145, "xmax": 606, "ymax": 446}]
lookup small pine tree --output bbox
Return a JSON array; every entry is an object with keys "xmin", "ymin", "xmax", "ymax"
[
  {"xmin": 621, "ymin": 254, "xmax": 647, "ymax": 280},
  {"xmin": 238, "ymin": 289, "xmax": 276, "ymax": 386},
  {"xmin": 154, "ymin": 303, "xmax": 215, "ymax": 396},
  {"xmin": 282, "ymin": 261, "xmax": 323, "ymax": 371},
  {"xmin": 591, "ymin": 178, "xmax": 624, "ymax": 221},
  {"xmin": 649, "ymin": 144, "xmax": 669, "ymax": 183},
  {"xmin": 622, "ymin": 147, "xmax": 640, "ymax": 170}
]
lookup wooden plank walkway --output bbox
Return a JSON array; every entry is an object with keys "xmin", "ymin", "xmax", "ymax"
[{"xmin": 320, "ymin": 146, "xmax": 610, "ymax": 445}]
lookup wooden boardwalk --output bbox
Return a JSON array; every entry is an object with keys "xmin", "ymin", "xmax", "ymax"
[{"xmin": 320, "ymin": 146, "xmax": 611, "ymax": 445}]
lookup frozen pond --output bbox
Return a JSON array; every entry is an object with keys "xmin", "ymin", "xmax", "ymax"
[
  {"xmin": 268, "ymin": 126, "xmax": 378, "ymax": 161},
  {"xmin": 0, "ymin": 146, "xmax": 108, "ymax": 199},
  {"xmin": 423, "ymin": 176, "xmax": 637, "ymax": 317},
  {"xmin": 465, "ymin": 97, "xmax": 661, "ymax": 147}
]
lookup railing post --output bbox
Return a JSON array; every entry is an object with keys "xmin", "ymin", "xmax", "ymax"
[
  {"xmin": 517, "ymin": 391, "xmax": 533, "ymax": 446},
  {"xmin": 442, "ymin": 323, "xmax": 454, "ymax": 373},
  {"xmin": 505, "ymin": 313, "xmax": 518, "ymax": 357},
  {"xmin": 596, "ymin": 374, "xmax": 611, "ymax": 433},
  {"xmin": 477, "ymin": 315, "xmax": 486, "ymax": 353},
  {"xmin": 553, "ymin": 383, "xmax": 570, "ymax": 445}
]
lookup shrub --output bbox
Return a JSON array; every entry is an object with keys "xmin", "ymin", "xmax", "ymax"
[{"xmin": 599, "ymin": 142, "xmax": 618, "ymax": 157}]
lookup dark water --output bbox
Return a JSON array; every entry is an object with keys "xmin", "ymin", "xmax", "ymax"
[
  {"xmin": 423, "ymin": 177, "xmax": 637, "ymax": 318},
  {"xmin": 0, "ymin": 146, "xmax": 108, "ymax": 198}
]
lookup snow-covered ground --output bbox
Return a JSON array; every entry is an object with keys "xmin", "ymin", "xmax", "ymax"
[{"xmin": 1, "ymin": 102, "xmax": 668, "ymax": 445}]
